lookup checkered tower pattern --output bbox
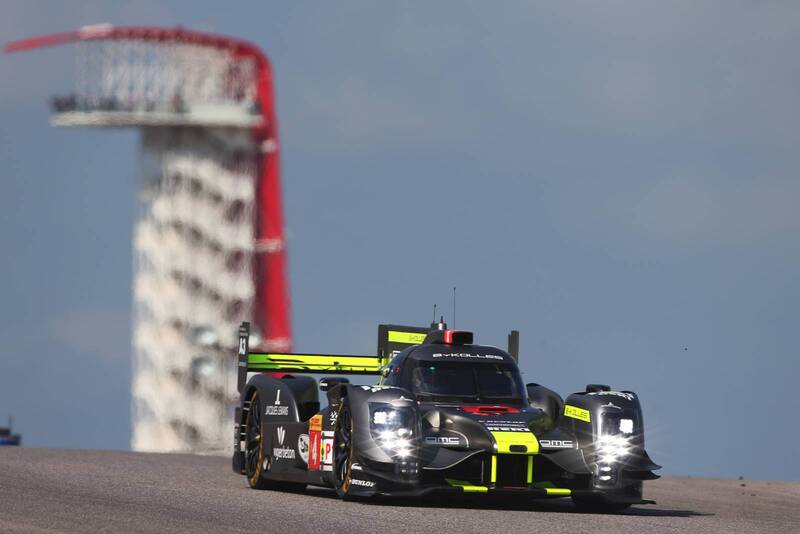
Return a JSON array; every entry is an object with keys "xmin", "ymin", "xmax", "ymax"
[{"xmin": 5, "ymin": 25, "xmax": 292, "ymax": 452}]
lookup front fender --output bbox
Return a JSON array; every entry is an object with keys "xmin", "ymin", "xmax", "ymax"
[
  {"xmin": 343, "ymin": 385, "xmax": 417, "ymax": 465},
  {"xmin": 561, "ymin": 388, "xmax": 661, "ymax": 488}
]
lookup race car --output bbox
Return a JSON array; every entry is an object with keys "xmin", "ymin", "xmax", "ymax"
[{"xmin": 232, "ymin": 321, "xmax": 660, "ymax": 511}]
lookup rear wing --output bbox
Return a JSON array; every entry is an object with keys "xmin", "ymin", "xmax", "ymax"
[
  {"xmin": 376, "ymin": 324, "xmax": 430, "ymax": 362},
  {"xmin": 237, "ymin": 322, "xmax": 429, "ymax": 393},
  {"xmin": 236, "ymin": 322, "xmax": 520, "ymax": 392}
]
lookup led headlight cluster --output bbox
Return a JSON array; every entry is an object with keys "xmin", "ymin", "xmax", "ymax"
[
  {"xmin": 370, "ymin": 405, "xmax": 415, "ymax": 458},
  {"xmin": 595, "ymin": 434, "xmax": 631, "ymax": 465}
]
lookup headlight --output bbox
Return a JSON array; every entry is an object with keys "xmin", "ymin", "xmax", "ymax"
[
  {"xmin": 595, "ymin": 434, "xmax": 630, "ymax": 464},
  {"xmin": 369, "ymin": 405, "xmax": 416, "ymax": 458},
  {"xmin": 618, "ymin": 418, "xmax": 634, "ymax": 434}
]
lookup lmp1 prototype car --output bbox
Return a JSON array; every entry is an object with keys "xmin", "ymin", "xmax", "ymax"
[{"xmin": 232, "ymin": 322, "xmax": 660, "ymax": 511}]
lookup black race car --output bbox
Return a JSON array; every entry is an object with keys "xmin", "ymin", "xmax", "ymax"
[{"xmin": 232, "ymin": 322, "xmax": 660, "ymax": 511}]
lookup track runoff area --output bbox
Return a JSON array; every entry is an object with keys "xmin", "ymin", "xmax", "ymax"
[{"xmin": 0, "ymin": 449, "xmax": 797, "ymax": 533}]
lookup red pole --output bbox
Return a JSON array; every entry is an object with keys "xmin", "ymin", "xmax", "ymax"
[{"xmin": 253, "ymin": 54, "xmax": 292, "ymax": 351}]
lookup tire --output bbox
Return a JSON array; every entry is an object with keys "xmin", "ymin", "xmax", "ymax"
[
  {"xmin": 243, "ymin": 389, "xmax": 307, "ymax": 492},
  {"xmin": 332, "ymin": 400, "xmax": 355, "ymax": 500},
  {"xmin": 571, "ymin": 496, "xmax": 631, "ymax": 513},
  {"xmin": 244, "ymin": 390, "xmax": 273, "ymax": 490}
]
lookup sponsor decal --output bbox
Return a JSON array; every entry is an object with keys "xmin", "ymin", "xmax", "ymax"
[
  {"xmin": 351, "ymin": 463, "xmax": 363, "ymax": 471},
  {"xmin": 482, "ymin": 419, "xmax": 530, "ymax": 432},
  {"xmin": 485, "ymin": 425, "xmax": 529, "ymax": 432},
  {"xmin": 564, "ymin": 405, "xmax": 591, "ymax": 423},
  {"xmin": 297, "ymin": 434, "xmax": 309, "ymax": 463},
  {"xmin": 321, "ymin": 437, "xmax": 334, "ymax": 471},
  {"xmin": 329, "ymin": 410, "xmax": 338, "ymax": 426},
  {"xmin": 308, "ymin": 414, "xmax": 323, "ymax": 470},
  {"xmin": 463, "ymin": 405, "xmax": 520, "ymax": 416},
  {"xmin": 425, "ymin": 436, "xmax": 461, "ymax": 446},
  {"xmin": 588, "ymin": 391, "xmax": 635, "ymax": 401},
  {"xmin": 424, "ymin": 429, "xmax": 469, "ymax": 447},
  {"xmin": 273, "ymin": 426, "xmax": 296, "ymax": 460},
  {"xmin": 388, "ymin": 331, "xmax": 427, "ymax": 344},
  {"xmin": 539, "ymin": 439, "xmax": 574, "ymax": 449},
  {"xmin": 309, "ymin": 414, "xmax": 323, "ymax": 432},
  {"xmin": 266, "ymin": 389, "xmax": 289, "ymax": 416},
  {"xmin": 238, "ymin": 337, "xmax": 247, "ymax": 356},
  {"xmin": 274, "ymin": 448, "xmax": 295, "ymax": 459},
  {"xmin": 350, "ymin": 479, "xmax": 375, "ymax": 488},
  {"xmin": 432, "ymin": 353, "xmax": 503, "ymax": 360}
]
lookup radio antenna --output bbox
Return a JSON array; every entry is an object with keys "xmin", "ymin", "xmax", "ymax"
[
  {"xmin": 452, "ymin": 286, "xmax": 456, "ymax": 329},
  {"xmin": 432, "ymin": 304, "xmax": 437, "ymax": 324}
]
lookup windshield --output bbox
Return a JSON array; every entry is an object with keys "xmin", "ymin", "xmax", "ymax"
[{"xmin": 406, "ymin": 360, "xmax": 525, "ymax": 403}]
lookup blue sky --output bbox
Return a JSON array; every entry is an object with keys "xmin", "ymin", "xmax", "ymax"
[{"xmin": 1, "ymin": 1, "xmax": 799, "ymax": 480}]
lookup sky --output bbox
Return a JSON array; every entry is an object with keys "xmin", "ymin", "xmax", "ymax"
[{"xmin": 1, "ymin": 1, "xmax": 799, "ymax": 480}]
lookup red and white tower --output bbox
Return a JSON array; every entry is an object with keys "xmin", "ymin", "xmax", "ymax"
[{"xmin": 6, "ymin": 25, "xmax": 292, "ymax": 452}]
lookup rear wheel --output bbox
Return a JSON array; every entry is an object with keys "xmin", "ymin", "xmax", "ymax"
[
  {"xmin": 333, "ymin": 400, "xmax": 355, "ymax": 499},
  {"xmin": 244, "ymin": 390, "xmax": 307, "ymax": 492},
  {"xmin": 244, "ymin": 391, "xmax": 272, "ymax": 489}
]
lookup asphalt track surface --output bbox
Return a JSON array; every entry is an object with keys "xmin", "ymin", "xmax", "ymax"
[{"xmin": 1, "ymin": 449, "xmax": 798, "ymax": 533}]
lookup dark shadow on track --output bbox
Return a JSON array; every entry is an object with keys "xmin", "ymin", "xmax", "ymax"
[{"xmin": 303, "ymin": 486, "xmax": 711, "ymax": 518}]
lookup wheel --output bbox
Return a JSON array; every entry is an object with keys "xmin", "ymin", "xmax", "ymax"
[
  {"xmin": 243, "ymin": 390, "xmax": 307, "ymax": 492},
  {"xmin": 244, "ymin": 390, "xmax": 272, "ymax": 489},
  {"xmin": 333, "ymin": 400, "xmax": 355, "ymax": 499},
  {"xmin": 571, "ymin": 495, "xmax": 631, "ymax": 513}
]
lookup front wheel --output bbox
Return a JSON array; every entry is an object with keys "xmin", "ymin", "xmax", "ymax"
[{"xmin": 332, "ymin": 400, "xmax": 355, "ymax": 499}]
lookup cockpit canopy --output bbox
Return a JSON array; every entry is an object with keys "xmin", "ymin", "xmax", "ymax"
[{"xmin": 383, "ymin": 343, "xmax": 526, "ymax": 404}]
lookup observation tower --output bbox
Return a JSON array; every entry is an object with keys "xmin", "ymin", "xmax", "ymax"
[{"xmin": 5, "ymin": 25, "xmax": 292, "ymax": 452}]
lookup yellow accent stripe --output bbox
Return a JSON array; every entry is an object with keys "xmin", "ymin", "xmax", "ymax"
[
  {"xmin": 564, "ymin": 404, "xmax": 591, "ymax": 422},
  {"xmin": 446, "ymin": 479, "xmax": 488, "ymax": 493},
  {"xmin": 491, "ymin": 431, "xmax": 540, "ymax": 454},
  {"xmin": 490, "ymin": 455, "xmax": 497, "ymax": 483},
  {"xmin": 247, "ymin": 353, "xmax": 382, "ymax": 373},
  {"xmin": 387, "ymin": 331, "xmax": 427, "ymax": 344},
  {"xmin": 526, "ymin": 456, "xmax": 533, "ymax": 484},
  {"xmin": 545, "ymin": 488, "xmax": 571, "ymax": 496}
]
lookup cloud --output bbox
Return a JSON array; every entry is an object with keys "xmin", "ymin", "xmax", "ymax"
[{"xmin": 49, "ymin": 309, "xmax": 130, "ymax": 362}]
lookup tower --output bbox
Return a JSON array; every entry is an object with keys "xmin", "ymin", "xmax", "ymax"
[{"xmin": 5, "ymin": 25, "xmax": 292, "ymax": 451}]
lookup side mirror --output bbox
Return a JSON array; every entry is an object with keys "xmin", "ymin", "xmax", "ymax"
[{"xmin": 320, "ymin": 376, "xmax": 349, "ymax": 392}]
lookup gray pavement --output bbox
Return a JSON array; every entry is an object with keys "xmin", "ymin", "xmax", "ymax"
[{"xmin": 0, "ymin": 448, "xmax": 797, "ymax": 533}]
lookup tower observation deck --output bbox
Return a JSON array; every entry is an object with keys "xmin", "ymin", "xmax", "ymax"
[{"xmin": 5, "ymin": 25, "xmax": 292, "ymax": 452}]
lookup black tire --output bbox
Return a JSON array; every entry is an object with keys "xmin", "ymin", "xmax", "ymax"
[
  {"xmin": 571, "ymin": 496, "xmax": 631, "ymax": 513},
  {"xmin": 243, "ymin": 390, "xmax": 307, "ymax": 492},
  {"xmin": 244, "ymin": 390, "xmax": 273, "ymax": 490},
  {"xmin": 332, "ymin": 400, "xmax": 355, "ymax": 500}
]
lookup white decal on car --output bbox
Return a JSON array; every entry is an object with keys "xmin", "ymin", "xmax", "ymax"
[{"xmin": 297, "ymin": 434, "xmax": 309, "ymax": 463}]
